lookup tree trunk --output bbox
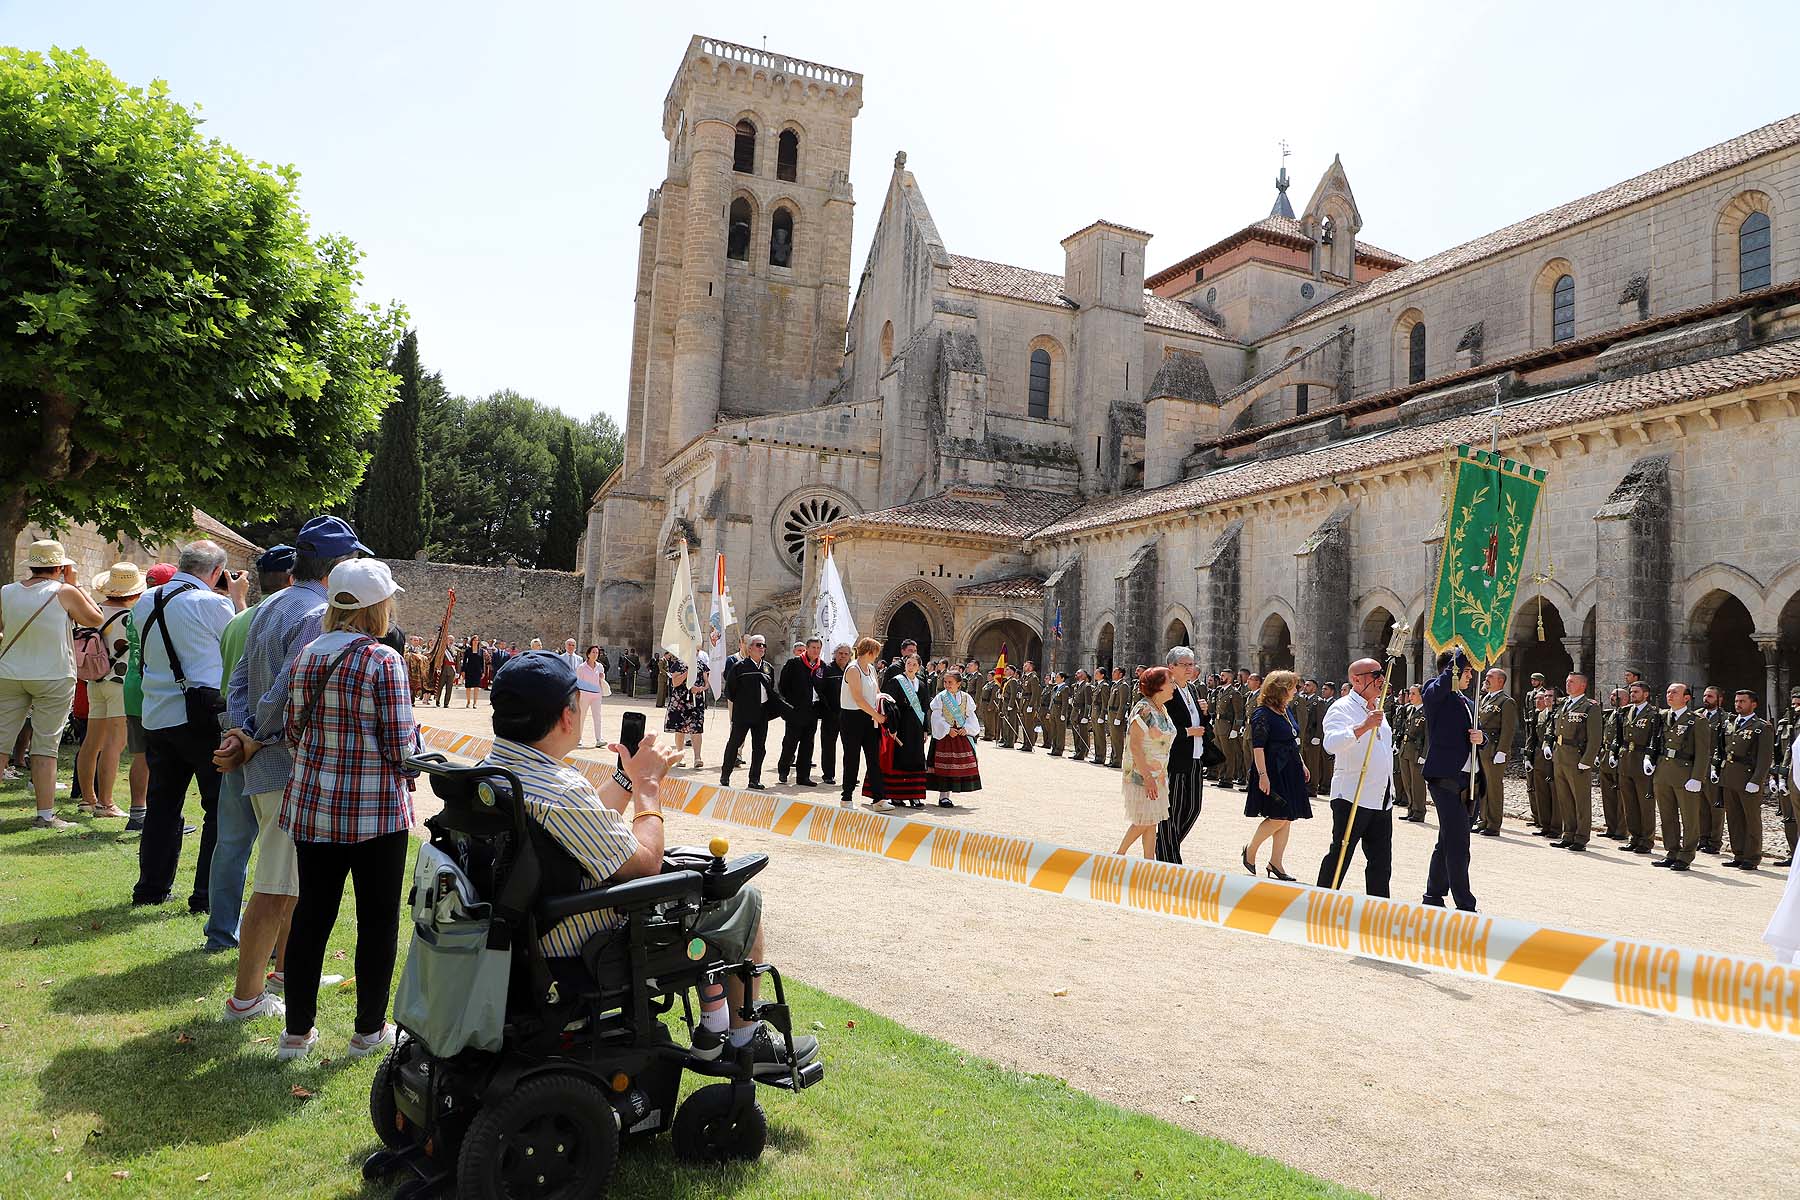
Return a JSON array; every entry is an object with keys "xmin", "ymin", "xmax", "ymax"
[
  {"xmin": 1, "ymin": 387, "xmax": 90, "ymax": 581},
  {"xmin": 0, "ymin": 498, "xmax": 24, "ymax": 582}
]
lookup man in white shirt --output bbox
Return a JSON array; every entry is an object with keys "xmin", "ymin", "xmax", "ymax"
[
  {"xmin": 558, "ymin": 638, "xmax": 581, "ymax": 670},
  {"xmin": 1315, "ymin": 657, "xmax": 1396, "ymax": 896}
]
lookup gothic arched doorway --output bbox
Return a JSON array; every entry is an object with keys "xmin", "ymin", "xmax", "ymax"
[
  {"xmin": 967, "ymin": 618, "xmax": 1039, "ymax": 671},
  {"xmin": 1165, "ymin": 618, "xmax": 1190, "ymax": 651},
  {"xmin": 1095, "ymin": 622, "xmax": 1116, "ymax": 672},
  {"xmin": 1360, "ymin": 607, "xmax": 1408, "ymax": 691},
  {"xmin": 883, "ymin": 601, "xmax": 932, "ymax": 663},
  {"xmin": 1694, "ymin": 590, "xmax": 1761, "ymax": 700},
  {"xmin": 1509, "ymin": 599, "xmax": 1573, "ymax": 700},
  {"xmin": 1257, "ymin": 614, "xmax": 1295, "ymax": 673}
]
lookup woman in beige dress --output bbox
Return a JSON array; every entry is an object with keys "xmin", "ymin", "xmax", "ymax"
[{"xmin": 1116, "ymin": 666, "xmax": 1177, "ymax": 857}]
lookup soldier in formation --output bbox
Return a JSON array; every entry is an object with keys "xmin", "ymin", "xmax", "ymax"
[
  {"xmin": 1069, "ymin": 669, "xmax": 1093, "ymax": 761},
  {"xmin": 1019, "ymin": 661, "xmax": 1044, "ymax": 753},
  {"xmin": 1475, "ymin": 668, "xmax": 1517, "ymax": 836},
  {"xmin": 1044, "ymin": 671, "xmax": 1069, "ymax": 756},
  {"xmin": 1395, "ymin": 684, "xmax": 1428, "ymax": 822}
]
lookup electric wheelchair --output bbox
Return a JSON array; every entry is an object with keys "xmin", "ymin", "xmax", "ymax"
[{"xmin": 362, "ymin": 753, "xmax": 824, "ymax": 1199}]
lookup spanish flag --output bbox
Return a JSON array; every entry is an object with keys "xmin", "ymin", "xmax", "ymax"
[{"xmin": 994, "ymin": 643, "xmax": 1008, "ymax": 677}]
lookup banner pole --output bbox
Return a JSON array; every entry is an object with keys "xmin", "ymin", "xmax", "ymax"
[{"xmin": 1330, "ymin": 622, "xmax": 1410, "ymax": 891}]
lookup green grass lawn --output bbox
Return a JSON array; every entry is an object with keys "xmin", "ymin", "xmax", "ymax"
[{"xmin": 0, "ymin": 758, "xmax": 1365, "ymax": 1199}]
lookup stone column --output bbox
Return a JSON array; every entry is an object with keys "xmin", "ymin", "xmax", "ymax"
[
  {"xmin": 669, "ymin": 117, "xmax": 733, "ymax": 457},
  {"xmin": 1592, "ymin": 454, "xmax": 1672, "ymax": 695},
  {"xmin": 1195, "ymin": 520, "xmax": 1244, "ymax": 672},
  {"xmin": 1563, "ymin": 637, "xmax": 1586, "ymax": 685},
  {"xmin": 1113, "ymin": 541, "xmax": 1161, "ymax": 672},
  {"xmin": 1758, "ymin": 634, "xmax": 1781, "ymax": 713},
  {"xmin": 1294, "ymin": 504, "xmax": 1354, "ymax": 683},
  {"xmin": 1042, "ymin": 557, "xmax": 1084, "ymax": 677}
]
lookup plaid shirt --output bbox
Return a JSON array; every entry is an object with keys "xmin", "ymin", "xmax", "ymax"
[{"xmin": 280, "ymin": 631, "xmax": 417, "ymax": 843}]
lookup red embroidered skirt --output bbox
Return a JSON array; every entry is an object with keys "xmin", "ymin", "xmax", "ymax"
[
  {"xmin": 864, "ymin": 728, "xmax": 926, "ymax": 803},
  {"xmin": 926, "ymin": 732, "xmax": 982, "ymax": 793}
]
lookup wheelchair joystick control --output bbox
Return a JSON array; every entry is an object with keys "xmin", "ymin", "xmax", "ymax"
[{"xmin": 708, "ymin": 836, "xmax": 729, "ymax": 873}]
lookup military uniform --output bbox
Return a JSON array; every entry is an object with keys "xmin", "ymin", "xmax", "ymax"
[
  {"xmin": 996, "ymin": 676, "xmax": 1019, "ymax": 749},
  {"xmin": 1107, "ymin": 677, "xmax": 1130, "ymax": 768},
  {"xmin": 1219, "ymin": 683, "xmax": 1245, "ymax": 786},
  {"xmin": 1596, "ymin": 701, "xmax": 1626, "ymax": 839},
  {"xmin": 1697, "ymin": 704, "xmax": 1727, "ymax": 854},
  {"xmin": 1019, "ymin": 671, "xmax": 1044, "ymax": 752},
  {"xmin": 1652, "ymin": 706, "xmax": 1714, "ymax": 868},
  {"xmin": 1620, "ymin": 698, "xmax": 1662, "ymax": 853},
  {"xmin": 1778, "ymin": 698, "xmax": 1800, "ymax": 865},
  {"xmin": 1404, "ymin": 703, "xmax": 1431, "ymax": 819},
  {"xmin": 1044, "ymin": 680, "xmax": 1065, "ymax": 755},
  {"xmin": 1087, "ymin": 676, "xmax": 1111, "ymax": 764},
  {"xmin": 1069, "ymin": 676, "xmax": 1093, "ymax": 760},
  {"xmin": 1312, "ymin": 693, "xmax": 1336, "ymax": 795},
  {"xmin": 1527, "ymin": 705, "xmax": 1557, "ymax": 835},
  {"xmin": 977, "ymin": 676, "xmax": 1001, "ymax": 744},
  {"xmin": 1551, "ymin": 693, "xmax": 1603, "ymax": 849},
  {"xmin": 1719, "ymin": 710, "xmax": 1774, "ymax": 868},
  {"xmin": 1475, "ymin": 688, "xmax": 1519, "ymax": 834}
]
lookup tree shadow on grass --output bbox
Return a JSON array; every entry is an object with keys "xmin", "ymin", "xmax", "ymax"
[
  {"xmin": 49, "ymin": 946, "xmax": 233, "ymax": 1015},
  {"xmin": 0, "ymin": 900, "xmax": 173, "ymax": 954},
  {"xmin": 37, "ymin": 1016, "xmax": 351, "ymax": 1158}
]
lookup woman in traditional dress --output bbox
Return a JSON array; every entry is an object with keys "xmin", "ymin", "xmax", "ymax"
[
  {"xmin": 663, "ymin": 657, "xmax": 707, "ymax": 768},
  {"xmin": 926, "ymin": 667, "xmax": 983, "ymax": 806},
  {"xmin": 1116, "ymin": 666, "xmax": 1177, "ymax": 857},
  {"xmin": 870, "ymin": 652, "xmax": 928, "ymax": 809}
]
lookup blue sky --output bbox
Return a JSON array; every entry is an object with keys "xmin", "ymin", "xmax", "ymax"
[{"xmin": 8, "ymin": 0, "xmax": 1796, "ymax": 421}]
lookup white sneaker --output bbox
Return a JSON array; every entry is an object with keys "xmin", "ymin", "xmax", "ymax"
[
  {"xmin": 346, "ymin": 1023, "xmax": 393, "ymax": 1059},
  {"xmin": 276, "ymin": 1028, "xmax": 317, "ymax": 1061},
  {"xmin": 223, "ymin": 992, "xmax": 286, "ymax": 1022},
  {"xmin": 872, "ymin": 800, "xmax": 894, "ymax": 812}
]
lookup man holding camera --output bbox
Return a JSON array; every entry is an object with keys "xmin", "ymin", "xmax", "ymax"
[{"xmin": 130, "ymin": 541, "xmax": 247, "ymax": 909}]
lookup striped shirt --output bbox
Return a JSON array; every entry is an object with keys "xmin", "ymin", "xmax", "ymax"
[{"xmin": 483, "ymin": 738, "xmax": 638, "ymax": 957}]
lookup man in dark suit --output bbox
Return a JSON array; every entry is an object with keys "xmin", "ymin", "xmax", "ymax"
[
  {"xmin": 816, "ymin": 643, "xmax": 849, "ymax": 785},
  {"xmin": 776, "ymin": 638, "xmax": 822, "ymax": 786},
  {"xmin": 1421, "ymin": 648, "xmax": 1483, "ymax": 911},
  {"xmin": 720, "ymin": 635, "xmax": 788, "ymax": 790},
  {"xmin": 1157, "ymin": 648, "xmax": 1211, "ymax": 863}
]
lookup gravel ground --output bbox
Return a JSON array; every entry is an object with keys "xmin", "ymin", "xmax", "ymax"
[{"xmin": 414, "ymin": 698, "xmax": 1798, "ymax": 1200}]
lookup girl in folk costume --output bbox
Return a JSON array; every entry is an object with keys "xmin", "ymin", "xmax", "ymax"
[
  {"xmin": 927, "ymin": 667, "xmax": 983, "ymax": 807},
  {"xmin": 868, "ymin": 652, "xmax": 928, "ymax": 809}
]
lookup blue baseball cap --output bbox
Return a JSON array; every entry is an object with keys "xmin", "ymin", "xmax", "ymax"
[
  {"xmin": 296, "ymin": 515, "xmax": 371, "ymax": 558},
  {"xmin": 491, "ymin": 650, "xmax": 601, "ymax": 726},
  {"xmin": 256, "ymin": 544, "xmax": 297, "ymax": 573}
]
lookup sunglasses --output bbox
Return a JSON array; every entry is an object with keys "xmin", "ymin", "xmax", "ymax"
[{"xmin": 1352, "ymin": 669, "xmax": 1385, "ymax": 680}]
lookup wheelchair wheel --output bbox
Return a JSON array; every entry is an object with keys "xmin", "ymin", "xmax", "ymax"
[
  {"xmin": 671, "ymin": 1084, "xmax": 767, "ymax": 1164},
  {"xmin": 455, "ymin": 1073, "xmax": 618, "ymax": 1200},
  {"xmin": 368, "ymin": 1042, "xmax": 408, "ymax": 1149}
]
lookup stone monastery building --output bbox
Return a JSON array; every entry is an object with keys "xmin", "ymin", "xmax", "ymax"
[{"xmin": 583, "ymin": 33, "xmax": 1800, "ymax": 704}]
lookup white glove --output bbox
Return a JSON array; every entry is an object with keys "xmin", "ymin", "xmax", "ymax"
[
  {"xmin": 1643, "ymin": 758, "xmax": 1654, "ymax": 777},
  {"xmin": 1709, "ymin": 768, "xmax": 1719, "ymax": 785},
  {"xmin": 1578, "ymin": 763, "xmax": 1591, "ymax": 772},
  {"xmin": 1684, "ymin": 778, "xmax": 1702, "ymax": 793},
  {"xmin": 1229, "ymin": 730, "xmax": 1239, "ymax": 739},
  {"xmin": 1543, "ymin": 745, "xmax": 1553, "ymax": 760},
  {"xmin": 1747, "ymin": 782, "xmax": 1761, "ymax": 793},
  {"xmin": 1416, "ymin": 756, "xmax": 1425, "ymax": 766},
  {"xmin": 1493, "ymin": 752, "xmax": 1506, "ymax": 764}
]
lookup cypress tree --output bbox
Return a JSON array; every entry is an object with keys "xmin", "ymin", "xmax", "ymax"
[
  {"xmin": 542, "ymin": 423, "xmax": 584, "ymax": 570},
  {"xmin": 357, "ymin": 330, "xmax": 428, "ymax": 557}
]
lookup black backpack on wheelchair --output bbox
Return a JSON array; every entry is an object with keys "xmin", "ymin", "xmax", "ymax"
[{"xmin": 362, "ymin": 753, "xmax": 824, "ymax": 1200}]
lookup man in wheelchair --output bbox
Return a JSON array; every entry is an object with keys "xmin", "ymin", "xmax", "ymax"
[{"xmin": 483, "ymin": 651, "xmax": 819, "ymax": 1078}]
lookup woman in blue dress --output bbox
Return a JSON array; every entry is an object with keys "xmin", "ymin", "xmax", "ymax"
[{"xmin": 1242, "ymin": 670, "xmax": 1310, "ymax": 880}]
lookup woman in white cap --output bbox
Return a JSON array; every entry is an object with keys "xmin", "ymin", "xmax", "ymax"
[
  {"xmin": 274, "ymin": 559, "xmax": 416, "ymax": 1062},
  {"xmin": 1, "ymin": 539, "xmax": 105, "ymax": 829},
  {"xmin": 76, "ymin": 562, "xmax": 146, "ymax": 819}
]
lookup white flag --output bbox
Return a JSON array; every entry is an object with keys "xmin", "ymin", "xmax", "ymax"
[
  {"xmin": 707, "ymin": 552, "xmax": 737, "ymax": 700},
  {"xmin": 661, "ymin": 540, "xmax": 703, "ymax": 666},
  {"xmin": 814, "ymin": 541, "xmax": 858, "ymax": 653}
]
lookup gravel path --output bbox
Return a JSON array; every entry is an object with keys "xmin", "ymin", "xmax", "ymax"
[{"xmin": 414, "ymin": 700, "xmax": 1798, "ymax": 1200}]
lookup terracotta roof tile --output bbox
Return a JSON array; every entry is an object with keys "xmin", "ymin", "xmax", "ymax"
[
  {"xmin": 955, "ymin": 574, "xmax": 1046, "ymax": 599},
  {"xmin": 947, "ymin": 254, "xmax": 1234, "ymax": 342},
  {"xmin": 1146, "ymin": 215, "xmax": 1410, "ymax": 288},
  {"xmin": 1034, "ymin": 337, "xmax": 1800, "ymax": 539},
  {"xmin": 190, "ymin": 509, "xmax": 258, "ymax": 552},
  {"xmin": 1275, "ymin": 111, "xmax": 1800, "ymax": 335},
  {"xmin": 840, "ymin": 484, "xmax": 1082, "ymax": 540}
]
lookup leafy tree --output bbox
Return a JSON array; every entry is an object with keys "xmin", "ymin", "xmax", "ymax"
[
  {"xmin": 0, "ymin": 47, "xmax": 402, "ymax": 576},
  {"xmin": 541, "ymin": 423, "xmax": 584, "ymax": 570},
  {"xmin": 353, "ymin": 330, "xmax": 428, "ymax": 557}
]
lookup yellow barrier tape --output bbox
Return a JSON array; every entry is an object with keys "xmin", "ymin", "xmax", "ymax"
[{"xmin": 417, "ymin": 725, "xmax": 1800, "ymax": 1040}]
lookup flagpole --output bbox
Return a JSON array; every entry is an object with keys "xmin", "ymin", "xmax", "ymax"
[{"xmin": 1330, "ymin": 621, "xmax": 1409, "ymax": 891}]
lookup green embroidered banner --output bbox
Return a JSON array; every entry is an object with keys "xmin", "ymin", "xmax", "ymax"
[{"xmin": 1425, "ymin": 445, "xmax": 1548, "ymax": 668}]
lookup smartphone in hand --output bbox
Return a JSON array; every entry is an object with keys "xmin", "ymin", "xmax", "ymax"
[{"xmin": 619, "ymin": 710, "xmax": 646, "ymax": 766}]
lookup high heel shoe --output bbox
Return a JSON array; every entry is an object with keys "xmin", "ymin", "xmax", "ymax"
[
  {"xmin": 1241, "ymin": 846, "xmax": 1255, "ymax": 875},
  {"xmin": 1265, "ymin": 864, "xmax": 1296, "ymax": 882}
]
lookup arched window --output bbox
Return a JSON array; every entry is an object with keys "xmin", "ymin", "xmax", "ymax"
[
  {"xmin": 777, "ymin": 129, "xmax": 799, "ymax": 182},
  {"xmin": 880, "ymin": 321, "xmax": 894, "ymax": 368},
  {"xmin": 726, "ymin": 197, "xmax": 752, "ymax": 261},
  {"xmin": 1408, "ymin": 321, "xmax": 1426, "ymax": 383},
  {"xmin": 769, "ymin": 207, "xmax": 794, "ymax": 267},
  {"xmin": 1740, "ymin": 210, "xmax": 1772, "ymax": 292},
  {"xmin": 732, "ymin": 119, "xmax": 756, "ymax": 174},
  {"xmin": 1551, "ymin": 273, "xmax": 1575, "ymax": 343},
  {"xmin": 1028, "ymin": 348, "xmax": 1051, "ymax": 419}
]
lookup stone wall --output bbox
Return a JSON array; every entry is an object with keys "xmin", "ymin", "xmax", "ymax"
[
  {"xmin": 387, "ymin": 559, "xmax": 583, "ymax": 650},
  {"xmin": 13, "ymin": 515, "xmax": 259, "ymax": 590}
]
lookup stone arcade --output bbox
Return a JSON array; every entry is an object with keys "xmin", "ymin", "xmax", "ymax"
[{"xmin": 582, "ymin": 34, "xmax": 1800, "ymax": 705}]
